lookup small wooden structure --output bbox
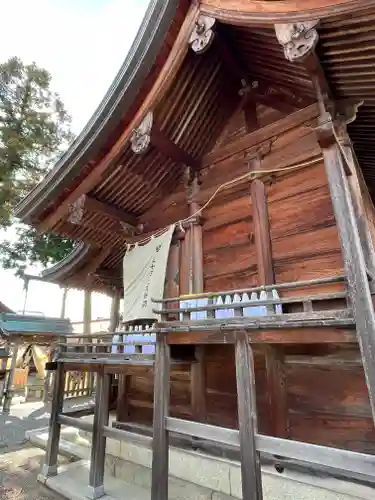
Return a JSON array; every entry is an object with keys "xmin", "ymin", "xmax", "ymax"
[
  {"xmin": 0, "ymin": 313, "xmax": 73, "ymax": 411},
  {"xmin": 14, "ymin": 0, "xmax": 375, "ymax": 498}
]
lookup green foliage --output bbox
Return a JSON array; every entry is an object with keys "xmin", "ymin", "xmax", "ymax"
[
  {"xmin": 0, "ymin": 56, "xmax": 75, "ymax": 274},
  {"xmin": 0, "ymin": 225, "xmax": 74, "ymax": 277}
]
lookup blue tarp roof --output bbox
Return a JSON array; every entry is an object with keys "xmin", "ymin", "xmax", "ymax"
[{"xmin": 0, "ymin": 313, "xmax": 72, "ymax": 337}]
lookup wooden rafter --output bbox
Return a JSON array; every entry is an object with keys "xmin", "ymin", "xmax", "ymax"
[
  {"xmin": 37, "ymin": 3, "xmax": 201, "ymax": 234},
  {"xmin": 130, "ymin": 111, "xmax": 200, "ymax": 171},
  {"xmin": 212, "ymin": 27, "xmax": 312, "ymax": 115},
  {"xmin": 85, "ymin": 196, "xmax": 138, "ymax": 227},
  {"xmin": 274, "ymin": 21, "xmax": 333, "ymax": 102},
  {"xmin": 67, "ymin": 194, "xmax": 138, "ymax": 229}
]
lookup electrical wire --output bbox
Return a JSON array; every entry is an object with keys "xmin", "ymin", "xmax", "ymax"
[{"xmin": 126, "ymin": 155, "xmax": 323, "ymax": 248}]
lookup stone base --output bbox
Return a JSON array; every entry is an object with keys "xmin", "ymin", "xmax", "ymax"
[
  {"xmin": 41, "ymin": 460, "xmax": 150, "ymax": 500},
  {"xmin": 39, "ymin": 463, "xmax": 58, "ymax": 481},
  {"xmin": 29, "ymin": 426, "xmax": 375, "ymax": 500},
  {"xmin": 86, "ymin": 484, "xmax": 105, "ymax": 499}
]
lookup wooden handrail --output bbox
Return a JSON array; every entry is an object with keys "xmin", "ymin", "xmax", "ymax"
[{"xmin": 152, "ymin": 275, "xmax": 346, "ymax": 303}]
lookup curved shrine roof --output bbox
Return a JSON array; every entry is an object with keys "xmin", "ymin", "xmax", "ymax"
[{"xmin": 14, "ymin": 0, "xmax": 375, "ymax": 293}]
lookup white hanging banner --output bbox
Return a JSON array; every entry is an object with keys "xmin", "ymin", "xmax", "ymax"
[{"xmin": 123, "ymin": 225, "xmax": 175, "ymax": 322}]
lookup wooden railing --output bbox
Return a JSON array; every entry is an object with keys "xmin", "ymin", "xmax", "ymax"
[
  {"xmin": 64, "ymin": 371, "xmax": 95, "ymax": 398},
  {"xmin": 57, "ymin": 327, "xmax": 158, "ymax": 364},
  {"xmin": 152, "ymin": 275, "xmax": 353, "ymax": 331}
]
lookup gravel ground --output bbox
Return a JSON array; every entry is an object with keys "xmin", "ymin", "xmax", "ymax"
[
  {"xmin": 0, "ymin": 396, "xmax": 94, "ymax": 449},
  {"xmin": 0, "ymin": 396, "xmax": 93, "ymax": 499},
  {"xmin": 0, "ymin": 445, "xmax": 70, "ymax": 500}
]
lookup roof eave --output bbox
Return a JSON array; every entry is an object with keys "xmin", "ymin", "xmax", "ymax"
[{"xmin": 14, "ymin": 0, "xmax": 181, "ymax": 223}]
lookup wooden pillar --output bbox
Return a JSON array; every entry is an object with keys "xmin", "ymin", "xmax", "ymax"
[
  {"xmin": 317, "ymin": 116, "xmax": 375, "ymax": 423},
  {"xmin": 88, "ymin": 369, "xmax": 110, "ymax": 499},
  {"xmin": 2, "ymin": 341, "xmax": 19, "ymax": 413},
  {"xmin": 109, "ymin": 288, "xmax": 120, "ymax": 333},
  {"xmin": 84, "ymin": 289, "xmax": 94, "ymax": 394},
  {"xmin": 40, "ymin": 362, "xmax": 65, "ymax": 478},
  {"xmin": 251, "ymin": 177, "xmax": 289, "ymax": 438},
  {"xmin": 251, "ymin": 178, "xmax": 274, "ymax": 285},
  {"xmin": 336, "ymin": 132, "xmax": 375, "ymax": 277},
  {"xmin": 116, "ymin": 374, "xmax": 131, "ymax": 422},
  {"xmin": 84, "ymin": 289, "xmax": 92, "ymax": 335},
  {"xmin": 151, "ymin": 333, "xmax": 170, "ymax": 500},
  {"xmin": 188, "ymin": 171, "xmax": 206, "ymax": 423},
  {"xmin": 235, "ymin": 338, "xmax": 263, "ymax": 500},
  {"xmin": 60, "ymin": 287, "xmax": 68, "ymax": 319},
  {"xmin": 43, "ymin": 343, "xmax": 54, "ymax": 404}
]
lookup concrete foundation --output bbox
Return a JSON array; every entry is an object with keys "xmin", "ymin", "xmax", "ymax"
[{"xmin": 27, "ymin": 424, "xmax": 375, "ymax": 500}]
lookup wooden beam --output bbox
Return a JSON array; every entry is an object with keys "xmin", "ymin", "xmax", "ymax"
[
  {"xmin": 151, "ymin": 125, "xmax": 200, "ymax": 171},
  {"xmin": 130, "ymin": 111, "xmax": 200, "ymax": 171},
  {"xmin": 243, "ymin": 100, "xmax": 259, "ymax": 133},
  {"xmin": 274, "ymin": 21, "xmax": 333, "ymax": 101},
  {"xmin": 85, "ymin": 196, "xmax": 138, "ymax": 227},
  {"xmin": 82, "ymin": 248, "xmax": 112, "ymax": 286},
  {"xmin": 214, "ymin": 27, "xmax": 310, "ymax": 114},
  {"xmin": 200, "ymin": 0, "xmax": 375, "ymax": 24},
  {"xmin": 202, "ymin": 103, "xmax": 319, "ymax": 167}
]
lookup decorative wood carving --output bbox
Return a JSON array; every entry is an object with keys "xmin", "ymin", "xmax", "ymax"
[
  {"xmin": 68, "ymin": 194, "xmax": 86, "ymax": 224},
  {"xmin": 275, "ymin": 21, "xmax": 320, "ymax": 61},
  {"xmin": 335, "ymin": 99, "xmax": 363, "ymax": 126},
  {"xmin": 189, "ymin": 15, "xmax": 216, "ymax": 54},
  {"xmin": 130, "ymin": 111, "xmax": 153, "ymax": 154}
]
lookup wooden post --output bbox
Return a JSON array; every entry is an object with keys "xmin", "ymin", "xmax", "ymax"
[
  {"xmin": 251, "ymin": 177, "xmax": 289, "ymax": 438},
  {"xmin": 151, "ymin": 333, "xmax": 170, "ymax": 500},
  {"xmin": 60, "ymin": 287, "xmax": 68, "ymax": 319},
  {"xmin": 43, "ymin": 343, "xmax": 54, "ymax": 404},
  {"xmin": 116, "ymin": 374, "xmax": 131, "ymax": 422},
  {"xmin": 2, "ymin": 341, "xmax": 19, "ymax": 413},
  {"xmin": 336, "ymin": 132, "xmax": 375, "ymax": 277},
  {"xmin": 109, "ymin": 288, "xmax": 120, "ymax": 333},
  {"xmin": 250, "ymin": 178, "xmax": 274, "ymax": 285},
  {"xmin": 188, "ymin": 171, "xmax": 206, "ymax": 423},
  {"xmin": 88, "ymin": 369, "xmax": 110, "ymax": 499},
  {"xmin": 235, "ymin": 338, "xmax": 263, "ymax": 500},
  {"xmin": 317, "ymin": 116, "xmax": 375, "ymax": 423},
  {"xmin": 84, "ymin": 289, "xmax": 92, "ymax": 335},
  {"xmin": 264, "ymin": 346, "xmax": 289, "ymax": 438},
  {"xmin": 84, "ymin": 289, "xmax": 95, "ymax": 394},
  {"xmin": 40, "ymin": 361, "xmax": 65, "ymax": 478}
]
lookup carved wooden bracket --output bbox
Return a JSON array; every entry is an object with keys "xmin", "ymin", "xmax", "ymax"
[
  {"xmin": 275, "ymin": 21, "xmax": 320, "ymax": 62},
  {"xmin": 68, "ymin": 194, "xmax": 86, "ymax": 224},
  {"xmin": 130, "ymin": 111, "xmax": 153, "ymax": 154},
  {"xmin": 335, "ymin": 99, "xmax": 363, "ymax": 127},
  {"xmin": 189, "ymin": 15, "xmax": 216, "ymax": 54}
]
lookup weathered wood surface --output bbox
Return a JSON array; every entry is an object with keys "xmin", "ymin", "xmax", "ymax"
[
  {"xmin": 235, "ymin": 338, "xmax": 263, "ymax": 499},
  {"xmin": 41, "ymin": 363, "xmax": 65, "ymax": 478},
  {"xmin": 319, "ymin": 136, "xmax": 375, "ymax": 424},
  {"xmin": 151, "ymin": 333, "xmax": 170, "ymax": 500},
  {"xmin": 88, "ymin": 369, "xmax": 110, "ymax": 499}
]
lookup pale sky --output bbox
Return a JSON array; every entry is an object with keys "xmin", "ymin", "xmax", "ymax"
[{"xmin": 0, "ymin": 0, "xmax": 149, "ymax": 320}]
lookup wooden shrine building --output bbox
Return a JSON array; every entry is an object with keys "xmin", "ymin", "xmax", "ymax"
[{"xmin": 14, "ymin": 1, "xmax": 375, "ymax": 498}]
